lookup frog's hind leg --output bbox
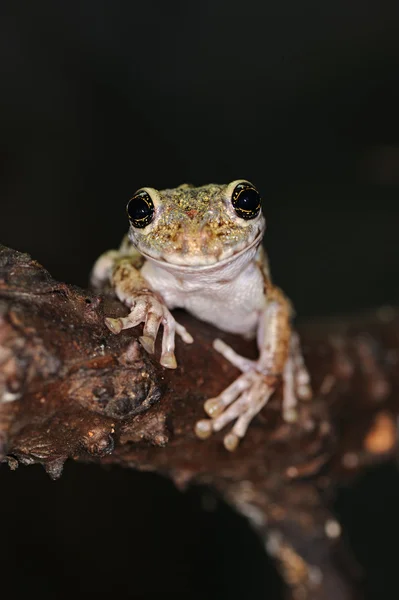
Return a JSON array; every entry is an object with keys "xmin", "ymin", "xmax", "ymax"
[{"xmin": 282, "ymin": 332, "xmax": 312, "ymax": 423}]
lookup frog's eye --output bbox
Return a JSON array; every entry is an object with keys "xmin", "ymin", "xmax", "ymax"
[
  {"xmin": 231, "ymin": 182, "xmax": 261, "ymax": 220},
  {"xmin": 126, "ymin": 191, "xmax": 155, "ymax": 228}
]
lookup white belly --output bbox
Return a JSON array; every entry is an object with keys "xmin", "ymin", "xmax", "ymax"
[
  {"xmin": 141, "ymin": 256, "xmax": 265, "ymax": 336},
  {"xmin": 181, "ymin": 290, "xmax": 259, "ymax": 335}
]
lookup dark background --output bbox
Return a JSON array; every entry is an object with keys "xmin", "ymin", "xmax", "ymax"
[{"xmin": 1, "ymin": 2, "xmax": 399, "ymax": 599}]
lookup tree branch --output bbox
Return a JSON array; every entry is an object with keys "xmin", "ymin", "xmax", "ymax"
[{"xmin": 1, "ymin": 244, "xmax": 398, "ymax": 599}]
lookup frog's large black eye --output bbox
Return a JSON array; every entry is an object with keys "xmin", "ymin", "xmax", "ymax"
[
  {"xmin": 231, "ymin": 183, "xmax": 261, "ymax": 220},
  {"xmin": 126, "ymin": 191, "xmax": 155, "ymax": 228}
]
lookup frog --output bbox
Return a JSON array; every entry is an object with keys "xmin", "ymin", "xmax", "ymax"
[{"xmin": 90, "ymin": 180, "xmax": 312, "ymax": 451}]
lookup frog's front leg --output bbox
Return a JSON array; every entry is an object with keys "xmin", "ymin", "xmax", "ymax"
[
  {"xmin": 195, "ymin": 288, "xmax": 312, "ymax": 451},
  {"xmin": 91, "ymin": 244, "xmax": 193, "ymax": 369}
]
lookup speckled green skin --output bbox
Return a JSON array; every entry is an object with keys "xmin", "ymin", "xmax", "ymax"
[{"xmin": 128, "ymin": 181, "xmax": 265, "ymax": 266}]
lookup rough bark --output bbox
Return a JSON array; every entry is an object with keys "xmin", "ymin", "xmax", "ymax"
[{"xmin": 1, "ymin": 244, "xmax": 398, "ymax": 599}]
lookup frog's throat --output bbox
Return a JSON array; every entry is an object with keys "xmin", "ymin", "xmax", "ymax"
[{"xmin": 137, "ymin": 231, "xmax": 264, "ymax": 272}]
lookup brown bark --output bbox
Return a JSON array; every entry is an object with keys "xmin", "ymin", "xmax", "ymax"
[{"xmin": 1, "ymin": 244, "xmax": 398, "ymax": 599}]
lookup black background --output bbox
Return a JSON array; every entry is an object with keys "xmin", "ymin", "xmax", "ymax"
[{"xmin": 1, "ymin": 2, "xmax": 399, "ymax": 599}]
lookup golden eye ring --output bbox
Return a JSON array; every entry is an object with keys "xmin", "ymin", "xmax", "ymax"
[
  {"xmin": 126, "ymin": 191, "xmax": 155, "ymax": 229},
  {"xmin": 231, "ymin": 183, "xmax": 261, "ymax": 220}
]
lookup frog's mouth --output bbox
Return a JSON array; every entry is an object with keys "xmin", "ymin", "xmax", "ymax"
[{"xmin": 137, "ymin": 230, "xmax": 264, "ymax": 271}]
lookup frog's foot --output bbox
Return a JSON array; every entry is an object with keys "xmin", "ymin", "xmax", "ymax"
[
  {"xmin": 195, "ymin": 369, "xmax": 277, "ymax": 451},
  {"xmin": 105, "ymin": 292, "xmax": 193, "ymax": 369},
  {"xmin": 194, "ymin": 333, "xmax": 312, "ymax": 450}
]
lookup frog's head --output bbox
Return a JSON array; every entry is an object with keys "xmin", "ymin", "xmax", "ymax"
[{"xmin": 126, "ymin": 180, "xmax": 266, "ymax": 267}]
